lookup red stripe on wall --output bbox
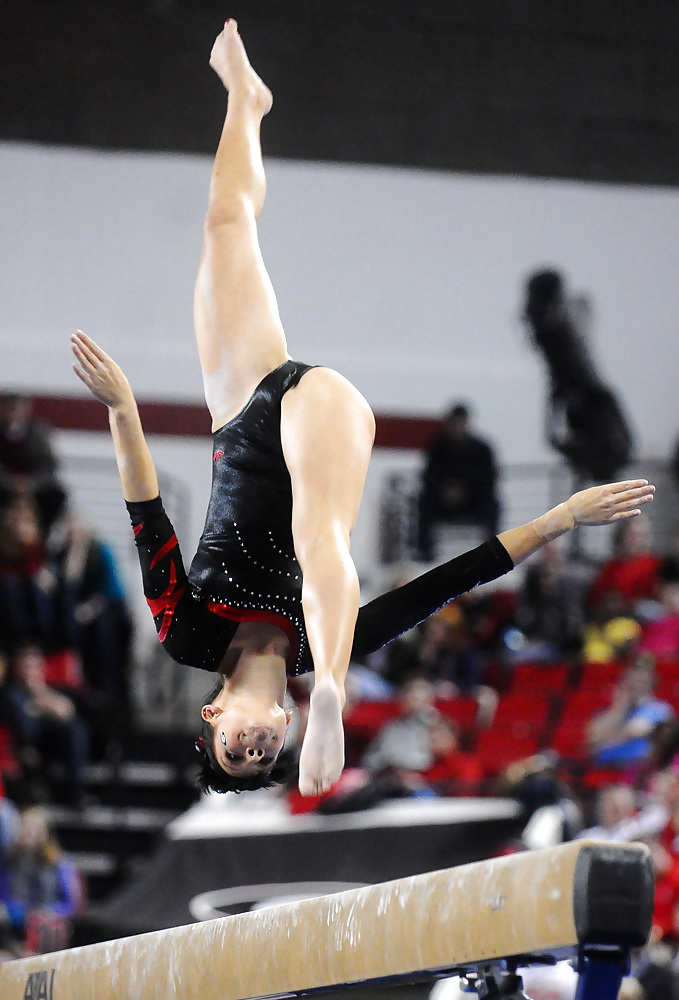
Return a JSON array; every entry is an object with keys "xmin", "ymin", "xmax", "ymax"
[
  {"xmin": 31, "ymin": 396, "xmax": 211, "ymax": 437},
  {"xmin": 30, "ymin": 394, "xmax": 440, "ymax": 450}
]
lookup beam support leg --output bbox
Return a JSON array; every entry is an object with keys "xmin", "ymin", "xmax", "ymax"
[{"xmin": 575, "ymin": 947, "xmax": 630, "ymax": 1000}]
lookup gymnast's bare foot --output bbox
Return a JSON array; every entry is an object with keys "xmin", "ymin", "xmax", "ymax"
[
  {"xmin": 298, "ymin": 679, "xmax": 345, "ymax": 797},
  {"xmin": 210, "ymin": 20, "xmax": 273, "ymax": 115}
]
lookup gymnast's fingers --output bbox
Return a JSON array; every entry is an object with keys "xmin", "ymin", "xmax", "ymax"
[
  {"xmin": 71, "ymin": 341, "xmax": 101, "ymax": 380},
  {"xmin": 610, "ymin": 507, "xmax": 644, "ymax": 521},
  {"xmin": 609, "ymin": 479, "xmax": 649, "ymax": 493},
  {"xmin": 75, "ymin": 329, "xmax": 110, "ymax": 363},
  {"xmin": 72, "ymin": 362, "xmax": 97, "ymax": 391},
  {"xmin": 72, "ymin": 332, "xmax": 103, "ymax": 371}
]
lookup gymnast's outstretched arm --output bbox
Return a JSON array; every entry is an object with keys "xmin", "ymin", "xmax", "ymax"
[
  {"xmin": 70, "ymin": 331, "xmax": 159, "ymax": 503},
  {"xmin": 352, "ymin": 479, "xmax": 654, "ymax": 657}
]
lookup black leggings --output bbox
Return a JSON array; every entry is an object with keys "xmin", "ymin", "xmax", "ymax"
[{"xmin": 127, "ymin": 497, "xmax": 514, "ymax": 675}]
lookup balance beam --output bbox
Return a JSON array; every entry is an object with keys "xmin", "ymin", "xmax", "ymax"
[{"xmin": 0, "ymin": 840, "xmax": 653, "ymax": 1000}]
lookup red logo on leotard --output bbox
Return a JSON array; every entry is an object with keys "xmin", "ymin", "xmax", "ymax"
[{"xmin": 213, "ymin": 450, "xmax": 224, "ymax": 462}]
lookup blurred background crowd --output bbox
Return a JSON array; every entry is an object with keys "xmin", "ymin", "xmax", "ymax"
[{"xmin": 3, "ymin": 377, "xmax": 679, "ymax": 1000}]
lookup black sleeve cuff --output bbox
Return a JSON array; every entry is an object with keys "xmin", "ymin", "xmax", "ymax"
[
  {"xmin": 125, "ymin": 495, "xmax": 165, "ymax": 526},
  {"xmin": 487, "ymin": 535, "xmax": 515, "ymax": 573}
]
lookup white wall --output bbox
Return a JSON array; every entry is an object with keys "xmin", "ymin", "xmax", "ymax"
[{"xmin": 3, "ymin": 141, "xmax": 679, "ymax": 465}]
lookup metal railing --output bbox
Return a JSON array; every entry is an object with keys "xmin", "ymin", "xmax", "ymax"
[{"xmin": 378, "ymin": 458, "xmax": 679, "ymax": 565}]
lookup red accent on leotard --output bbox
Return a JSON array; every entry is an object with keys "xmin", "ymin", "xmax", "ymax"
[
  {"xmin": 150, "ymin": 533, "xmax": 179, "ymax": 570},
  {"xmin": 133, "ymin": 523, "xmax": 144, "ymax": 537},
  {"xmin": 206, "ymin": 600, "xmax": 300, "ymax": 667},
  {"xmin": 146, "ymin": 560, "xmax": 186, "ymax": 642}
]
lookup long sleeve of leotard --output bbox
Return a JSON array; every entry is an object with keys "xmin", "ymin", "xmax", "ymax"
[
  {"xmin": 351, "ymin": 537, "xmax": 514, "ymax": 658},
  {"xmin": 125, "ymin": 496, "xmax": 237, "ymax": 672},
  {"xmin": 125, "ymin": 495, "xmax": 190, "ymax": 643}
]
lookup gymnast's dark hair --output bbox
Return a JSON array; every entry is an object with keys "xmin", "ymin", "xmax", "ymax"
[{"xmin": 195, "ymin": 678, "xmax": 296, "ymax": 794}]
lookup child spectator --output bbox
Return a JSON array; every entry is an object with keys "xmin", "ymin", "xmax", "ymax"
[{"xmin": 0, "ymin": 805, "xmax": 84, "ymax": 954}]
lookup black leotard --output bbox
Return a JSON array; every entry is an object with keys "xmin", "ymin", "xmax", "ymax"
[
  {"xmin": 126, "ymin": 361, "xmax": 514, "ymax": 675},
  {"xmin": 188, "ymin": 360, "xmax": 314, "ymax": 670}
]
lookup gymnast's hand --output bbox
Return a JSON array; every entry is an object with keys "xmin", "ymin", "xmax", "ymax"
[
  {"xmin": 71, "ymin": 331, "xmax": 134, "ymax": 409},
  {"xmin": 565, "ymin": 479, "xmax": 655, "ymax": 527}
]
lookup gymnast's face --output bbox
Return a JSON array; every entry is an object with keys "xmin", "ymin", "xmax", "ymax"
[{"xmin": 202, "ymin": 700, "xmax": 291, "ymax": 777}]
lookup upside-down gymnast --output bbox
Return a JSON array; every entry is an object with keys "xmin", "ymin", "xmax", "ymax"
[{"xmin": 70, "ymin": 21, "xmax": 655, "ymax": 797}]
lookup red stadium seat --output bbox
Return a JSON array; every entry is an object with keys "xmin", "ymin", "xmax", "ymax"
[
  {"xmin": 579, "ymin": 661, "xmax": 625, "ymax": 689},
  {"xmin": 654, "ymin": 660, "xmax": 679, "ymax": 710},
  {"xmin": 550, "ymin": 722, "xmax": 588, "ymax": 761},
  {"xmin": 492, "ymin": 693, "xmax": 552, "ymax": 731},
  {"xmin": 511, "ymin": 663, "xmax": 571, "ymax": 695},
  {"xmin": 435, "ymin": 696, "xmax": 478, "ymax": 731},
  {"xmin": 343, "ymin": 699, "xmax": 402, "ymax": 761},
  {"xmin": 475, "ymin": 728, "xmax": 540, "ymax": 775}
]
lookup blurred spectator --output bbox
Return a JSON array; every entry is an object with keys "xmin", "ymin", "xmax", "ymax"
[
  {"xmin": 362, "ymin": 678, "xmax": 441, "ymax": 778},
  {"xmin": 644, "ymin": 718, "xmax": 679, "ymax": 777},
  {"xmin": 0, "ymin": 797, "xmax": 21, "ymax": 959},
  {"xmin": 373, "ymin": 605, "xmax": 497, "ymax": 727},
  {"xmin": 577, "ymin": 784, "xmax": 638, "ymax": 839},
  {"xmin": 457, "ymin": 586, "xmax": 517, "ymax": 658},
  {"xmin": 293, "ymin": 679, "xmax": 485, "ymax": 814},
  {"xmin": 417, "ymin": 402, "xmax": 500, "ymax": 560},
  {"xmin": 585, "ymin": 656, "xmax": 674, "ymax": 769},
  {"xmin": 0, "ymin": 805, "xmax": 83, "ymax": 954},
  {"xmin": 0, "ymin": 494, "xmax": 78, "ymax": 655},
  {"xmin": 422, "ymin": 713, "xmax": 484, "ymax": 796},
  {"xmin": 581, "ymin": 589, "xmax": 641, "ymax": 664},
  {"xmin": 0, "ymin": 393, "xmax": 65, "ymax": 533},
  {"xmin": 523, "ymin": 269, "xmax": 633, "ymax": 481},
  {"xmin": 638, "ymin": 769, "xmax": 679, "ymax": 948},
  {"xmin": 588, "ymin": 515, "xmax": 661, "ymax": 617},
  {"xmin": 409, "ymin": 605, "xmax": 482, "ymax": 694},
  {"xmin": 0, "ymin": 645, "xmax": 90, "ymax": 806},
  {"xmin": 514, "ymin": 539, "xmax": 587, "ymax": 659},
  {"xmin": 48, "ymin": 509, "xmax": 132, "ymax": 714},
  {"xmin": 0, "ymin": 394, "xmax": 57, "ymax": 483},
  {"xmin": 671, "ymin": 436, "xmax": 679, "ymax": 492},
  {"xmin": 660, "ymin": 526, "xmax": 679, "ymax": 585},
  {"xmin": 0, "ymin": 494, "xmax": 43, "ymax": 578},
  {"xmin": 640, "ymin": 582, "xmax": 679, "ymax": 660},
  {"xmin": 500, "ymin": 753, "xmax": 582, "ymax": 849},
  {"xmin": 632, "ymin": 959, "xmax": 679, "ymax": 1000},
  {"xmin": 362, "ymin": 678, "xmax": 483, "ymax": 796}
]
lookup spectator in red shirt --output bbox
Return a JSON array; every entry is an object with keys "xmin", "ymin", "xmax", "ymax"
[
  {"xmin": 589, "ymin": 515, "xmax": 661, "ymax": 614},
  {"xmin": 422, "ymin": 714, "xmax": 484, "ymax": 795}
]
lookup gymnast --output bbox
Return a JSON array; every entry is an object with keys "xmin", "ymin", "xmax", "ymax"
[{"xmin": 70, "ymin": 21, "xmax": 654, "ymax": 798}]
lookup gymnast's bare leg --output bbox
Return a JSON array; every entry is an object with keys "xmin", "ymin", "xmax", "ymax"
[
  {"xmin": 195, "ymin": 20, "xmax": 285, "ymax": 429},
  {"xmin": 199, "ymin": 23, "xmax": 375, "ymax": 795}
]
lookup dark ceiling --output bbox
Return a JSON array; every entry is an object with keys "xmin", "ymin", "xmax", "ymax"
[{"xmin": 3, "ymin": 0, "xmax": 679, "ymax": 185}]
